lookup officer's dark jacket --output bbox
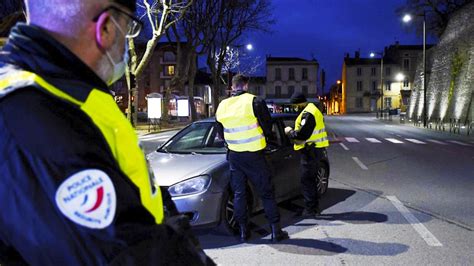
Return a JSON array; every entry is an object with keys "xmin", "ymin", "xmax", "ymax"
[{"xmin": 0, "ymin": 24, "xmax": 202, "ymax": 266}]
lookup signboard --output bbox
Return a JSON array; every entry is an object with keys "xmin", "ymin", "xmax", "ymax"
[
  {"xmin": 177, "ymin": 98, "xmax": 189, "ymax": 117},
  {"xmin": 147, "ymin": 97, "xmax": 162, "ymax": 119}
]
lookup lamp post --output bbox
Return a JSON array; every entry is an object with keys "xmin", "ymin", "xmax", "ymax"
[
  {"xmin": 370, "ymin": 52, "xmax": 384, "ymax": 117},
  {"xmin": 403, "ymin": 12, "xmax": 427, "ymax": 127}
]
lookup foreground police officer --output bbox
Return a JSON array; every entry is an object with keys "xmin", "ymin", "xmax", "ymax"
[
  {"xmin": 216, "ymin": 74, "xmax": 289, "ymax": 242},
  {"xmin": 284, "ymin": 92, "xmax": 329, "ymax": 217},
  {"xmin": 0, "ymin": 0, "xmax": 212, "ymax": 265}
]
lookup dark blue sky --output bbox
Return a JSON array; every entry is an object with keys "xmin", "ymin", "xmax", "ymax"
[{"xmin": 243, "ymin": 0, "xmax": 429, "ymax": 92}]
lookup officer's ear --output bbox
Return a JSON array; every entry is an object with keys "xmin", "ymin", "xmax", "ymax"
[{"xmin": 95, "ymin": 11, "xmax": 117, "ymax": 51}]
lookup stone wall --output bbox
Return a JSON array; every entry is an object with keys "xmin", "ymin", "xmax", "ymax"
[{"xmin": 408, "ymin": 2, "xmax": 474, "ymax": 124}]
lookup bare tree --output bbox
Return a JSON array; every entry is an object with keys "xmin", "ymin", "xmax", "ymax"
[
  {"xmin": 166, "ymin": 0, "xmax": 219, "ymax": 122},
  {"xmin": 205, "ymin": 0, "xmax": 274, "ymax": 114},
  {"xmin": 219, "ymin": 46, "xmax": 264, "ymax": 76},
  {"xmin": 126, "ymin": 0, "xmax": 192, "ymax": 125},
  {"xmin": 397, "ymin": 0, "xmax": 472, "ymax": 37}
]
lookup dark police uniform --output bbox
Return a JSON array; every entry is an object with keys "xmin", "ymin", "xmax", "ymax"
[
  {"xmin": 0, "ymin": 24, "xmax": 206, "ymax": 265},
  {"xmin": 288, "ymin": 102, "xmax": 329, "ymax": 215},
  {"xmin": 216, "ymin": 90, "xmax": 288, "ymax": 242}
]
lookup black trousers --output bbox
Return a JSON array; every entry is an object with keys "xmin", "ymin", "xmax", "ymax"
[
  {"xmin": 228, "ymin": 150, "xmax": 280, "ymax": 225},
  {"xmin": 300, "ymin": 145, "xmax": 324, "ymax": 211}
]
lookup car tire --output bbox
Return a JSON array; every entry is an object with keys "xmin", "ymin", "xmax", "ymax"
[
  {"xmin": 217, "ymin": 188, "xmax": 253, "ymax": 236},
  {"xmin": 316, "ymin": 162, "xmax": 329, "ymax": 196},
  {"xmin": 217, "ymin": 190, "xmax": 238, "ymax": 235}
]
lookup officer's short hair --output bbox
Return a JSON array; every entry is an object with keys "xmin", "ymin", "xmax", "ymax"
[{"xmin": 232, "ymin": 74, "xmax": 249, "ymax": 90}]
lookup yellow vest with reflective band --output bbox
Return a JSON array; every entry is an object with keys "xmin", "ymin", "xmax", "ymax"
[
  {"xmin": 216, "ymin": 93, "xmax": 267, "ymax": 152},
  {"xmin": 0, "ymin": 69, "xmax": 164, "ymax": 224},
  {"xmin": 294, "ymin": 103, "xmax": 329, "ymax": 150}
]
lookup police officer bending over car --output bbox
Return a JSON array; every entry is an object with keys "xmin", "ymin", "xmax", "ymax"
[
  {"xmin": 285, "ymin": 92, "xmax": 329, "ymax": 218},
  {"xmin": 216, "ymin": 74, "xmax": 289, "ymax": 243}
]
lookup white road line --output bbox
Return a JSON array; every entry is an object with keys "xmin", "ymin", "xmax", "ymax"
[
  {"xmin": 405, "ymin": 138, "xmax": 426, "ymax": 144},
  {"xmin": 340, "ymin": 143, "xmax": 349, "ymax": 151},
  {"xmin": 385, "ymin": 138, "xmax": 404, "ymax": 144},
  {"xmin": 387, "ymin": 196, "xmax": 443, "ymax": 247},
  {"xmin": 447, "ymin": 140, "xmax": 471, "ymax": 146},
  {"xmin": 352, "ymin": 157, "xmax": 368, "ymax": 170},
  {"xmin": 345, "ymin": 137, "xmax": 359, "ymax": 143},
  {"xmin": 139, "ymin": 135, "xmax": 172, "ymax": 141},
  {"xmin": 366, "ymin": 138, "xmax": 382, "ymax": 143},
  {"xmin": 427, "ymin": 139, "xmax": 448, "ymax": 145}
]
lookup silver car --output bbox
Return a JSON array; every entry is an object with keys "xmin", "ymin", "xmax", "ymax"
[{"xmin": 147, "ymin": 113, "xmax": 330, "ymax": 234}]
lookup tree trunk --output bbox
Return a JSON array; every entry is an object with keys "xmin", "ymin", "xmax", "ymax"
[{"xmin": 188, "ymin": 52, "xmax": 198, "ymax": 121}]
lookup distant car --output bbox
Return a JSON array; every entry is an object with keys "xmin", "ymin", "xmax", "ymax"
[{"xmin": 147, "ymin": 113, "xmax": 330, "ymax": 234}]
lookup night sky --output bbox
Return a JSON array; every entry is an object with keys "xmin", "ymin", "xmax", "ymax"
[{"xmin": 244, "ymin": 0, "xmax": 432, "ymax": 93}]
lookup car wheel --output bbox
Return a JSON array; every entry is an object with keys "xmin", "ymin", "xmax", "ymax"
[
  {"xmin": 217, "ymin": 190, "xmax": 238, "ymax": 235},
  {"xmin": 217, "ymin": 188, "xmax": 252, "ymax": 235},
  {"xmin": 316, "ymin": 162, "xmax": 329, "ymax": 196}
]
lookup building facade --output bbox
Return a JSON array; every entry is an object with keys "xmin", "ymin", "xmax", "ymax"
[
  {"xmin": 341, "ymin": 43, "xmax": 426, "ymax": 114},
  {"xmin": 265, "ymin": 57, "xmax": 319, "ymax": 107}
]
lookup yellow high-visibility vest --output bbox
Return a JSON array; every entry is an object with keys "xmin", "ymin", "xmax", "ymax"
[
  {"xmin": 294, "ymin": 103, "xmax": 329, "ymax": 150},
  {"xmin": 0, "ymin": 69, "xmax": 164, "ymax": 224},
  {"xmin": 216, "ymin": 93, "xmax": 266, "ymax": 152}
]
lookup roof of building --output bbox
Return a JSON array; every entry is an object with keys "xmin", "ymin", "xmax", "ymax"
[{"xmin": 267, "ymin": 57, "xmax": 314, "ymax": 62}]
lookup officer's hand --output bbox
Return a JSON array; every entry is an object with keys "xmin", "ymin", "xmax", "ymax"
[{"xmin": 284, "ymin": 126, "xmax": 293, "ymax": 135}]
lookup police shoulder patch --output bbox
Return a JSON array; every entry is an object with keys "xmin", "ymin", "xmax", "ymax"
[{"xmin": 55, "ymin": 169, "xmax": 116, "ymax": 229}]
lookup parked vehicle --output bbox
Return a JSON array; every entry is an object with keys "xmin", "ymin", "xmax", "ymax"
[{"xmin": 147, "ymin": 113, "xmax": 330, "ymax": 234}]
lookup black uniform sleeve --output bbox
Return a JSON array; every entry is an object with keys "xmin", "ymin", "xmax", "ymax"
[
  {"xmin": 289, "ymin": 112, "xmax": 316, "ymax": 141},
  {"xmin": 253, "ymin": 97, "xmax": 273, "ymax": 139}
]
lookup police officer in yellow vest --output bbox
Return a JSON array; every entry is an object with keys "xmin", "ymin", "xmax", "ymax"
[
  {"xmin": 0, "ymin": 0, "xmax": 211, "ymax": 265},
  {"xmin": 216, "ymin": 74, "xmax": 289, "ymax": 243},
  {"xmin": 285, "ymin": 92, "xmax": 329, "ymax": 217}
]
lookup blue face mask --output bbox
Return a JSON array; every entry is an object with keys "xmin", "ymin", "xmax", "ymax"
[
  {"xmin": 105, "ymin": 17, "xmax": 130, "ymax": 85},
  {"xmin": 106, "ymin": 41, "xmax": 128, "ymax": 85}
]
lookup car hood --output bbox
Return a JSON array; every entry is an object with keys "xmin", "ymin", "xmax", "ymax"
[{"xmin": 147, "ymin": 151, "xmax": 226, "ymax": 186}]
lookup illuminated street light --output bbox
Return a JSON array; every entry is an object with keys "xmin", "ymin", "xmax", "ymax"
[
  {"xmin": 370, "ymin": 51, "xmax": 384, "ymax": 114},
  {"xmin": 336, "ymin": 80, "xmax": 341, "ymax": 84},
  {"xmin": 246, "ymin": 44, "xmax": 253, "ymax": 51},
  {"xmin": 396, "ymin": 73, "xmax": 405, "ymax": 82},
  {"xmin": 402, "ymin": 14, "xmax": 412, "ymax": 23},
  {"xmin": 403, "ymin": 12, "xmax": 427, "ymax": 127}
]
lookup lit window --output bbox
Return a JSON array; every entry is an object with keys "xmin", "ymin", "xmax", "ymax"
[{"xmin": 166, "ymin": 66, "xmax": 175, "ymax": 76}]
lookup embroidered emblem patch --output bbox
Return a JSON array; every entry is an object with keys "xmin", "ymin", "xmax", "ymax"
[{"xmin": 55, "ymin": 169, "xmax": 116, "ymax": 229}]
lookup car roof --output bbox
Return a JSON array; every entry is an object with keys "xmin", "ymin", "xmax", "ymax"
[{"xmin": 196, "ymin": 113, "xmax": 297, "ymax": 123}]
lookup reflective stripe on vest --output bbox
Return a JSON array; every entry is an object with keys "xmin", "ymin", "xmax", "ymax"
[
  {"xmin": 216, "ymin": 93, "xmax": 266, "ymax": 152},
  {"xmin": 0, "ymin": 69, "xmax": 164, "ymax": 224},
  {"xmin": 294, "ymin": 103, "xmax": 329, "ymax": 150}
]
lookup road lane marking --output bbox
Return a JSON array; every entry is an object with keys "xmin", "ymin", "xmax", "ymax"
[
  {"xmin": 352, "ymin": 157, "xmax": 368, "ymax": 170},
  {"xmin": 345, "ymin": 137, "xmax": 359, "ymax": 142},
  {"xmin": 385, "ymin": 138, "xmax": 404, "ymax": 144},
  {"xmin": 340, "ymin": 143, "xmax": 349, "ymax": 151},
  {"xmin": 387, "ymin": 196, "xmax": 443, "ymax": 247},
  {"xmin": 366, "ymin": 138, "xmax": 382, "ymax": 143},
  {"xmin": 427, "ymin": 139, "xmax": 448, "ymax": 145},
  {"xmin": 405, "ymin": 138, "xmax": 426, "ymax": 144},
  {"xmin": 139, "ymin": 135, "xmax": 172, "ymax": 141},
  {"xmin": 447, "ymin": 140, "xmax": 471, "ymax": 146}
]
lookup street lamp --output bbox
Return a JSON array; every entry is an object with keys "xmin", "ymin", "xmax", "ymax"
[
  {"xmin": 246, "ymin": 43, "xmax": 253, "ymax": 51},
  {"xmin": 395, "ymin": 73, "xmax": 405, "ymax": 82},
  {"xmin": 370, "ymin": 51, "xmax": 384, "ymax": 116},
  {"xmin": 403, "ymin": 12, "xmax": 427, "ymax": 127}
]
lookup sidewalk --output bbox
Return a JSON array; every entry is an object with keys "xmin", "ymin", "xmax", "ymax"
[{"xmin": 374, "ymin": 113, "xmax": 474, "ymax": 140}]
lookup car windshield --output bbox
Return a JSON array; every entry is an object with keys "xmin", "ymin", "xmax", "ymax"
[{"xmin": 159, "ymin": 122, "xmax": 226, "ymax": 154}]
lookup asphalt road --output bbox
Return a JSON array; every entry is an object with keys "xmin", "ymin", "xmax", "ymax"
[{"xmin": 139, "ymin": 115, "xmax": 474, "ymax": 265}]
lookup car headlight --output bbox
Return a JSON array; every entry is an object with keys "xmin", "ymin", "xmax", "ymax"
[{"xmin": 168, "ymin": 175, "xmax": 211, "ymax": 197}]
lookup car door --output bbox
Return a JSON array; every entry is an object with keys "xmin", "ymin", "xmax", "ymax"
[{"xmin": 265, "ymin": 119, "xmax": 301, "ymax": 200}]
